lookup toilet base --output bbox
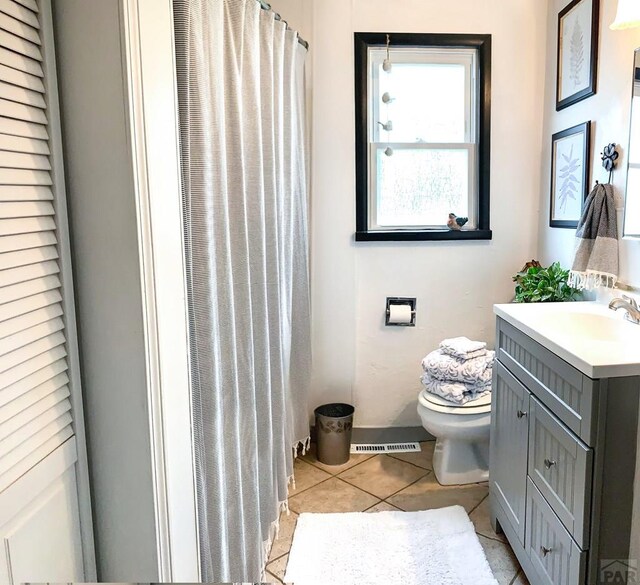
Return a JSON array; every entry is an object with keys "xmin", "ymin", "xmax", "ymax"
[{"xmin": 432, "ymin": 437, "xmax": 490, "ymax": 486}]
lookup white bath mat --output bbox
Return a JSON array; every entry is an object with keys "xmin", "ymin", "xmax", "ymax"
[{"xmin": 284, "ymin": 505, "xmax": 498, "ymax": 585}]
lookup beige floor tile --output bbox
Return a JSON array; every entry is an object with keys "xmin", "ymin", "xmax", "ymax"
[
  {"xmin": 288, "ymin": 477, "xmax": 380, "ymax": 513},
  {"xmin": 387, "ymin": 473, "xmax": 489, "ymax": 513},
  {"xmin": 511, "ymin": 570, "xmax": 531, "ymax": 585},
  {"xmin": 470, "ymin": 496, "xmax": 506, "ymax": 543},
  {"xmin": 291, "ymin": 459, "xmax": 331, "ymax": 494},
  {"xmin": 268, "ymin": 510, "xmax": 299, "ymax": 561},
  {"xmin": 338, "ymin": 454, "xmax": 428, "ymax": 499},
  {"xmin": 478, "ymin": 535, "xmax": 521, "ymax": 585},
  {"xmin": 388, "ymin": 441, "xmax": 435, "ymax": 470},
  {"xmin": 264, "ymin": 569, "xmax": 283, "ymax": 584},
  {"xmin": 266, "ymin": 553, "xmax": 288, "ymax": 582},
  {"xmin": 365, "ymin": 500, "xmax": 404, "ymax": 513},
  {"xmin": 300, "ymin": 443, "xmax": 375, "ymax": 474}
]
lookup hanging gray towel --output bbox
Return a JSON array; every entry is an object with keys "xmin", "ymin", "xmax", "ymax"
[{"xmin": 569, "ymin": 182, "xmax": 619, "ymax": 290}]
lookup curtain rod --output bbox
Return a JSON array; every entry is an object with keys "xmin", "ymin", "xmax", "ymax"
[{"xmin": 259, "ymin": 0, "xmax": 309, "ymax": 50}]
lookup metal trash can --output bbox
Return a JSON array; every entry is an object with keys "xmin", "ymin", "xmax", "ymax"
[{"xmin": 314, "ymin": 403, "xmax": 355, "ymax": 466}]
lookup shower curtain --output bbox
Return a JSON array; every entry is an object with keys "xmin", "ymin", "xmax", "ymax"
[{"xmin": 173, "ymin": 0, "xmax": 311, "ymax": 580}]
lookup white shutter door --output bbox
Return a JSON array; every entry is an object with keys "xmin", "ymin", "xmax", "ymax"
[{"xmin": 0, "ymin": 0, "xmax": 73, "ymax": 500}]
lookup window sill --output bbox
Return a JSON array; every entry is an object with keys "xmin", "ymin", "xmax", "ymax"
[{"xmin": 355, "ymin": 229, "xmax": 493, "ymax": 242}]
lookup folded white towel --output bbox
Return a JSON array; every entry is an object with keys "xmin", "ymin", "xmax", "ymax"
[
  {"xmin": 440, "ymin": 337, "xmax": 487, "ymax": 360},
  {"xmin": 421, "ymin": 373, "xmax": 491, "ymax": 405},
  {"xmin": 422, "ymin": 349, "xmax": 495, "ymax": 385}
]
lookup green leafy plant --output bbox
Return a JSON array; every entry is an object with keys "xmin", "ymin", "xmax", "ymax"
[{"xmin": 513, "ymin": 262, "xmax": 581, "ymax": 303}]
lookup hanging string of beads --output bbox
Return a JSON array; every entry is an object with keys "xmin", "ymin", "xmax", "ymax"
[{"xmin": 382, "ymin": 34, "xmax": 393, "ymax": 156}]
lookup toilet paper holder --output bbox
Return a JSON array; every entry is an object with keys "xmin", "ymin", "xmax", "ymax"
[{"xmin": 386, "ymin": 297, "xmax": 417, "ymax": 327}]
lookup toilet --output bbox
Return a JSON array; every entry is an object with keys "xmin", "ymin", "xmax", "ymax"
[{"xmin": 417, "ymin": 390, "xmax": 491, "ymax": 486}]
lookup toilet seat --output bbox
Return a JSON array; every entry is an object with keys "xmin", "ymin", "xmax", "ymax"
[{"xmin": 419, "ymin": 390, "xmax": 491, "ymax": 415}]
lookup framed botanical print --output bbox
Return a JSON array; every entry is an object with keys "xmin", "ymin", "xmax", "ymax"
[
  {"xmin": 550, "ymin": 122, "xmax": 591, "ymax": 228},
  {"xmin": 556, "ymin": 0, "xmax": 599, "ymax": 111}
]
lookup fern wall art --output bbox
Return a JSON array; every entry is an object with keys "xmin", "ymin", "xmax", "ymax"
[
  {"xmin": 556, "ymin": 0, "xmax": 599, "ymax": 111},
  {"xmin": 550, "ymin": 122, "xmax": 591, "ymax": 228}
]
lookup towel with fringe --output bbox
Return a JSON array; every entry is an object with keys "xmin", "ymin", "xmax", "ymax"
[{"xmin": 569, "ymin": 182, "xmax": 618, "ymax": 290}]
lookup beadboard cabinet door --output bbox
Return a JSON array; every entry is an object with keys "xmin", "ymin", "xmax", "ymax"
[{"xmin": 490, "ymin": 361, "xmax": 530, "ymax": 545}]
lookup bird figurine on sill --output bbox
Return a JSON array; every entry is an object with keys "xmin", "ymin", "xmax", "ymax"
[{"xmin": 447, "ymin": 213, "xmax": 469, "ymax": 230}]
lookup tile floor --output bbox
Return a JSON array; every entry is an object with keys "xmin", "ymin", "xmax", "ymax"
[{"xmin": 265, "ymin": 441, "xmax": 530, "ymax": 585}]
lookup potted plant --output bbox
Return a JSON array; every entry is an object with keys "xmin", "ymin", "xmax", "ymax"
[{"xmin": 513, "ymin": 261, "xmax": 581, "ymax": 303}]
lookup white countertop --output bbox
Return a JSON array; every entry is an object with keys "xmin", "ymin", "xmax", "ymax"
[{"xmin": 494, "ymin": 301, "xmax": 640, "ymax": 379}]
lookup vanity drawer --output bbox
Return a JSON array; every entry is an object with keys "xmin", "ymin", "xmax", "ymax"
[
  {"xmin": 528, "ymin": 397, "xmax": 592, "ymax": 548},
  {"xmin": 526, "ymin": 478, "xmax": 587, "ymax": 585},
  {"xmin": 497, "ymin": 318, "xmax": 599, "ymax": 445}
]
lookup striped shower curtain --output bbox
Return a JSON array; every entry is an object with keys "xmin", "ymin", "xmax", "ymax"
[{"xmin": 173, "ymin": 0, "xmax": 311, "ymax": 580}]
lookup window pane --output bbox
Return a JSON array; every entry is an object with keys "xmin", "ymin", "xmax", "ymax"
[
  {"xmin": 376, "ymin": 148, "xmax": 470, "ymax": 227},
  {"xmin": 378, "ymin": 62, "xmax": 467, "ymax": 143}
]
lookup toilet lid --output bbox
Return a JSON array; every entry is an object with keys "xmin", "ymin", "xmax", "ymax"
[{"xmin": 419, "ymin": 390, "xmax": 492, "ymax": 415}]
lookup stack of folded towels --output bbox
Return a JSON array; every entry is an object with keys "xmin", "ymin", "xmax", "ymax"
[{"xmin": 421, "ymin": 337, "xmax": 495, "ymax": 405}]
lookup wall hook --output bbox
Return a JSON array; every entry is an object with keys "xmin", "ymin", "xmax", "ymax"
[{"xmin": 601, "ymin": 143, "xmax": 620, "ymax": 184}]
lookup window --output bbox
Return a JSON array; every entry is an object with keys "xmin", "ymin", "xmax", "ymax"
[{"xmin": 355, "ymin": 33, "xmax": 492, "ymax": 241}]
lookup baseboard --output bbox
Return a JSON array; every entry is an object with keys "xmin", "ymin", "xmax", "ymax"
[
  {"xmin": 352, "ymin": 427, "xmax": 434, "ymax": 443},
  {"xmin": 310, "ymin": 426, "xmax": 434, "ymax": 444}
]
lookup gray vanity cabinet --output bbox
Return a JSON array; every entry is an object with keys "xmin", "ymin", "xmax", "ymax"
[
  {"xmin": 528, "ymin": 397, "xmax": 592, "ymax": 548},
  {"xmin": 490, "ymin": 317, "xmax": 640, "ymax": 585},
  {"xmin": 492, "ymin": 361, "xmax": 529, "ymax": 544},
  {"xmin": 526, "ymin": 478, "xmax": 587, "ymax": 585}
]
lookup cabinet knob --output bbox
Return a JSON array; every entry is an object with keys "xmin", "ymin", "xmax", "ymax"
[
  {"xmin": 541, "ymin": 546, "xmax": 553, "ymax": 557},
  {"xmin": 517, "ymin": 410, "xmax": 528, "ymax": 419},
  {"xmin": 544, "ymin": 459, "xmax": 557, "ymax": 470}
]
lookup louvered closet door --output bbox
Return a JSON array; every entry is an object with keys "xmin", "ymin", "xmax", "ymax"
[{"xmin": 0, "ymin": 0, "xmax": 86, "ymax": 582}]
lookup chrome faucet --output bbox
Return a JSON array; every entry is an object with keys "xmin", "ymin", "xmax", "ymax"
[{"xmin": 609, "ymin": 295, "xmax": 640, "ymax": 324}]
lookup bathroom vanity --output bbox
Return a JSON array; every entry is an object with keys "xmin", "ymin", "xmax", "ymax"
[{"xmin": 490, "ymin": 302, "xmax": 640, "ymax": 585}]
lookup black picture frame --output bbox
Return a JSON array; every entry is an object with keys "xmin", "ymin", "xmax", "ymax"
[
  {"xmin": 354, "ymin": 32, "xmax": 492, "ymax": 242},
  {"xmin": 549, "ymin": 122, "xmax": 591, "ymax": 229},
  {"xmin": 556, "ymin": 0, "xmax": 600, "ymax": 111}
]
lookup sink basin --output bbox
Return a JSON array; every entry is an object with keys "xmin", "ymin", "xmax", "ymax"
[
  {"xmin": 494, "ymin": 301, "xmax": 640, "ymax": 378},
  {"xmin": 536, "ymin": 311, "xmax": 634, "ymax": 342}
]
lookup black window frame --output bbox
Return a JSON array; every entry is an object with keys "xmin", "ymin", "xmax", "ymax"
[{"xmin": 354, "ymin": 32, "xmax": 492, "ymax": 242}]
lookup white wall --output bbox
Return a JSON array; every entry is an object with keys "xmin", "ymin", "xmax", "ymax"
[
  {"xmin": 274, "ymin": 0, "xmax": 548, "ymax": 428},
  {"xmin": 268, "ymin": 0, "xmax": 312, "ymax": 40},
  {"xmin": 538, "ymin": 0, "xmax": 640, "ymax": 287}
]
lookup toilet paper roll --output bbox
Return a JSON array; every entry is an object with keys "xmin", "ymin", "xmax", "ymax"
[{"xmin": 388, "ymin": 304, "xmax": 413, "ymax": 325}]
